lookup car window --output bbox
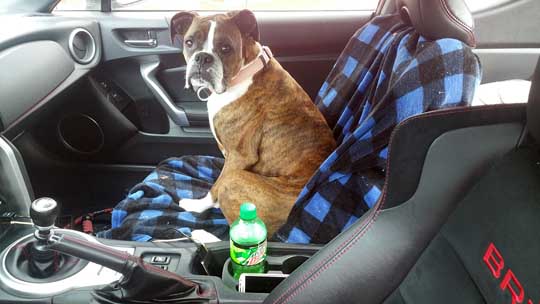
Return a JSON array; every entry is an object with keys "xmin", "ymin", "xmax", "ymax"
[
  {"xmin": 54, "ymin": 0, "xmax": 517, "ymax": 12},
  {"xmin": 55, "ymin": 0, "xmax": 100, "ymax": 11},
  {"xmin": 55, "ymin": 0, "xmax": 380, "ymax": 11}
]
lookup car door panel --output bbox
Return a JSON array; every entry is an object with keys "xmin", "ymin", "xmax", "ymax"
[
  {"xmin": 78, "ymin": 11, "xmax": 371, "ymax": 166},
  {"xmin": 12, "ymin": 10, "xmax": 370, "ymax": 175}
]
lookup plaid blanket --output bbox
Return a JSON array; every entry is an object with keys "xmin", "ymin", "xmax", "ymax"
[
  {"xmin": 98, "ymin": 156, "xmax": 228, "ymax": 241},
  {"xmin": 100, "ymin": 14, "xmax": 481, "ymax": 244}
]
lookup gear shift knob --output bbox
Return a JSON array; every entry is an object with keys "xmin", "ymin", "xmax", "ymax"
[{"xmin": 30, "ymin": 197, "xmax": 59, "ymax": 231}]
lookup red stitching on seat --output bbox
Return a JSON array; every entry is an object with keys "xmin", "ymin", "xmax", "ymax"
[
  {"xmin": 272, "ymin": 196, "xmax": 385, "ymax": 304},
  {"xmin": 272, "ymin": 104, "xmax": 523, "ymax": 304}
]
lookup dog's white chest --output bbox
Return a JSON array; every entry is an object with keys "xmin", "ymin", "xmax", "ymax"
[{"xmin": 207, "ymin": 79, "xmax": 253, "ymax": 149}]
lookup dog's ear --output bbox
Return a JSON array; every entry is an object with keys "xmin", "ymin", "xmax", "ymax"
[
  {"xmin": 229, "ymin": 9, "xmax": 260, "ymax": 42},
  {"xmin": 171, "ymin": 11, "xmax": 198, "ymax": 42}
]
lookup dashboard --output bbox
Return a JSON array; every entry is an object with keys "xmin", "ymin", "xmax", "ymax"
[{"xmin": 0, "ymin": 14, "xmax": 102, "ymax": 134}]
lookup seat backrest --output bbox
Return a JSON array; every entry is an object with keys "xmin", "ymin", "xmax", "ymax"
[
  {"xmin": 527, "ymin": 53, "xmax": 540, "ymax": 142},
  {"xmin": 385, "ymin": 58, "xmax": 540, "ymax": 304},
  {"xmin": 274, "ymin": 0, "xmax": 481, "ymax": 244},
  {"xmin": 265, "ymin": 58, "xmax": 539, "ymax": 304}
]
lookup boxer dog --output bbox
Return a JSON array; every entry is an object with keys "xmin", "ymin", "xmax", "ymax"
[{"xmin": 171, "ymin": 10, "xmax": 336, "ymax": 235}]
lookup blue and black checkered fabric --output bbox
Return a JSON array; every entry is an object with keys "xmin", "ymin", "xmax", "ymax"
[
  {"xmin": 275, "ymin": 14, "xmax": 481, "ymax": 243},
  {"xmin": 100, "ymin": 14, "xmax": 481, "ymax": 244},
  {"xmin": 98, "ymin": 156, "xmax": 228, "ymax": 241}
]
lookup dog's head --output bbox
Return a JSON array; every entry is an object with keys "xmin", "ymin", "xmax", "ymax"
[{"xmin": 171, "ymin": 10, "xmax": 260, "ymax": 94}]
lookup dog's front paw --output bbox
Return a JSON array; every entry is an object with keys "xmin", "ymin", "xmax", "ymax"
[{"xmin": 179, "ymin": 192, "xmax": 219, "ymax": 213}]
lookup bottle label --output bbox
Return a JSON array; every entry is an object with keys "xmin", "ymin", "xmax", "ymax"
[{"xmin": 230, "ymin": 240, "xmax": 267, "ymax": 266}]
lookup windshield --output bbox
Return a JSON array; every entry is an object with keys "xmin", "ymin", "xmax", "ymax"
[
  {"xmin": 0, "ymin": 0, "xmax": 58, "ymax": 14},
  {"xmin": 109, "ymin": 0, "xmax": 379, "ymax": 11},
  {"xmin": 55, "ymin": 0, "xmax": 380, "ymax": 11}
]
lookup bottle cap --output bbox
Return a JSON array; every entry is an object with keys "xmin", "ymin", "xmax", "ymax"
[{"xmin": 239, "ymin": 202, "xmax": 257, "ymax": 221}]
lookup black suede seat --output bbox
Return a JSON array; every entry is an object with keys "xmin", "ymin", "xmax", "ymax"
[
  {"xmin": 385, "ymin": 59, "xmax": 540, "ymax": 304},
  {"xmin": 263, "ymin": 30, "xmax": 540, "ymax": 304},
  {"xmin": 386, "ymin": 147, "xmax": 540, "ymax": 304}
]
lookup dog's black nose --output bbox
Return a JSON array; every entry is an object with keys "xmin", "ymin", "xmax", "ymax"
[{"xmin": 195, "ymin": 52, "xmax": 214, "ymax": 65}]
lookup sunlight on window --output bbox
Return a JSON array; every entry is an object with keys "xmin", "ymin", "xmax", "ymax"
[
  {"xmin": 109, "ymin": 0, "xmax": 379, "ymax": 11},
  {"xmin": 56, "ymin": 0, "xmax": 379, "ymax": 11},
  {"xmin": 55, "ymin": 0, "xmax": 100, "ymax": 10},
  {"xmin": 54, "ymin": 0, "xmax": 516, "ymax": 12},
  {"xmin": 247, "ymin": 0, "xmax": 379, "ymax": 11}
]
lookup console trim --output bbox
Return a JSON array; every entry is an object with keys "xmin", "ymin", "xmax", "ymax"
[
  {"xmin": 0, "ymin": 229, "xmax": 134, "ymax": 298},
  {"xmin": 0, "ymin": 136, "xmax": 33, "ymax": 216}
]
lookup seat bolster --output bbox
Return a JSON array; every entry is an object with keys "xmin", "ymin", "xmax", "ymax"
[
  {"xmin": 384, "ymin": 105, "xmax": 525, "ymax": 209},
  {"xmin": 264, "ymin": 105, "xmax": 525, "ymax": 304},
  {"xmin": 526, "ymin": 58, "xmax": 540, "ymax": 142},
  {"xmin": 397, "ymin": 0, "xmax": 476, "ymax": 46}
]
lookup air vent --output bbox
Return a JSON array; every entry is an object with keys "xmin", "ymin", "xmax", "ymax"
[{"xmin": 68, "ymin": 28, "xmax": 96, "ymax": 64}]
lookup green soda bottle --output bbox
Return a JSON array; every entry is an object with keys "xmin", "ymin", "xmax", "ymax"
[{"xmin": 230, "ymin": 202, "xmax": 267, "ymax": 280}]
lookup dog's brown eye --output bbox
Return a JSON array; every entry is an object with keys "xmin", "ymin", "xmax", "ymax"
[
  {"xmin": 220, "ymin": 44, "xmax": 232, "ymax": 54},
  {"xmin": 185, "ymin": 39, "xmax": 194, "ymax": 48}
]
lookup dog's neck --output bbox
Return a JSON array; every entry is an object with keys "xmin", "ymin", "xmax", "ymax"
[
  {"xmin": 206, "ymin": 43, "xmax": 272, "ymax": 153},
  {"xmin": 207, "ymin": 43, "xmax": 272, "ymax": 111},
  {"xmin": 229, "ymin": 44, "xmax": 273, "ymax": 87}
]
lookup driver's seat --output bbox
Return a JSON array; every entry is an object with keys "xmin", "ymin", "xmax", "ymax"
[
  {"xmin": 265, "ymin": 39, "xmax": 540, "ymax": 304},
  {"xmin": 263, "ymin": 38, "xmax": 540, "ymax": 304}
]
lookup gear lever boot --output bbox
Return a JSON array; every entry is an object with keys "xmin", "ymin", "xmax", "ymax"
[{"xmin": 26, "ymin": 242, "xmax": 61, "ymax": 278}]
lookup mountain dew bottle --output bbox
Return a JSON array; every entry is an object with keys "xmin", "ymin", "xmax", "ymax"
[{"xmin": 230, "ymin": 202, "xmax": 267, "ymax": 280}]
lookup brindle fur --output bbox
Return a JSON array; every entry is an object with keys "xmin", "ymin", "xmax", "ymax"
[{"xmin": 172, "ymin": 11, "xmax": 336, "ymax": 235}]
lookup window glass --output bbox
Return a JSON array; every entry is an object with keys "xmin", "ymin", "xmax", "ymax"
[
  {"xmin": 55, "ymin": 0, "xmax": 100, "ymax": 10},
  {"xmin": 464, "ymin": 0, "xmax": 514, "ymax": 13},
  {"xmin": 54, "ymin": 0, "xmax": 515, "ymax": 12},
  {"xmin": 55, "ymin": 0, "xmax": 378, "ymax": 11},
  {"xmin": 112, "ymin": 0, "xmax": 244, "ymax": 11},
  {"xmin": 246, "ymin": 0, "xmax": 379, "ymax": 11}
]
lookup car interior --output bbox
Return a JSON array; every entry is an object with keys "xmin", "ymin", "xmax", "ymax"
[{"xmin": 0, "ymin": 0, "xmax": 539, "ymax": 303}]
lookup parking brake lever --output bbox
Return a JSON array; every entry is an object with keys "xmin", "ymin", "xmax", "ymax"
[{"xmin": 47, "ymin": 233, "xmax": 146, "ymax": 277}]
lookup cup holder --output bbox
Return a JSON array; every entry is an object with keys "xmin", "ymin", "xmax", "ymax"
[
  {"xmin": 281, "ymin": 255, "xmax": 309, "ymax": 274},
  {"xmin": 221, "ymin": 255, "xmax": 310, "ymax": 291},
  {"xmin": 190, "ymin": 243, "xmax": 320, "ymax": 292},
  {"xmin": 222, "ymin": 258, "xmax": 239, "ymax": 290}
]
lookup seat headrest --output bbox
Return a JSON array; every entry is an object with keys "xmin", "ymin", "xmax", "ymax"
[
  {"xmin": 396, "ymin": 0, "xmax": 476, "ymax": 47},
  {"xmin": 526, "ymin": 59, "xmax": 540, "ymax": 143}
]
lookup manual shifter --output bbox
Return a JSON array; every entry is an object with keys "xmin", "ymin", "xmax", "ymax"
[
  {"xmin": 27, "ymin": 197, "xmax": 61, "ymax": 278},
  {"xmin": 2, "ymin": 197, "xmax": 88, "ymax": 285},
  {"xmin": 24, "ymin": 197, "xmax": 211, "ymax": 303},
  {"xmin": 30, "ymin": 197, "xmax": 59, "ymax": 240}
]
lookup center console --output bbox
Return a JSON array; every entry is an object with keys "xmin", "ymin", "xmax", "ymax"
[
  {"xmin": 0, "ymin": 219, "xmax": 320, "ymax": 303},
  {"xmin": 0, "ymin": 136, "xmax": 321, "ymax": 303}
]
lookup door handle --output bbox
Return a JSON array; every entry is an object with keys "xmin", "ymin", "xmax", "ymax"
[
  {"xmin": 124, "ymin": 38, "xmax": 157, "ymax": 48},
  {"xmin": 140, "ymin": 61, "xmax": 190, "ymax": 126}
]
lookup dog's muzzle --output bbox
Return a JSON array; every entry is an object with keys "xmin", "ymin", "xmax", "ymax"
[{"xmin": 186, "ymin": 51, "xmax": 224, "ymax": 97}]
